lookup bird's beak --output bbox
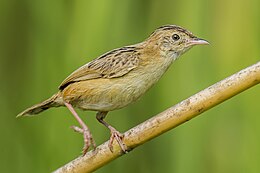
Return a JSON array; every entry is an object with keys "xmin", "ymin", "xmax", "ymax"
[{"xmin": 188, "ymin": 38, "xmax": 209, "ymax": 45}]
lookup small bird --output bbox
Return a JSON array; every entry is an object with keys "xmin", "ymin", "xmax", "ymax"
[{"xmin": 17, "ymin": 25, "xmax": 209, "ymax": 155}]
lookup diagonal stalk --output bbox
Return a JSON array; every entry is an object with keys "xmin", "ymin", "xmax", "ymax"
[{"xmin": 54, "ymin": 61, "xmax": 260, "ymax": 173}]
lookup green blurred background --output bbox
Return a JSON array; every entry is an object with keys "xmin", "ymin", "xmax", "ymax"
[{"xmin": 1, "ymin": 0, "xmax": 260, "ymax": 172}]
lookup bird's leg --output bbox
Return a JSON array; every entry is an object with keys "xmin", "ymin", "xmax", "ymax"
[
  {"xmin": 64, "ymin": 102, "xmax": 96, "ymax": 155},
  {"xmin": 96, "ymin": 111, "xmax": 127, "ymax": 153}
]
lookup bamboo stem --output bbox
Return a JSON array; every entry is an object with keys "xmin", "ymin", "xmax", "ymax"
[{"xmin": 54, "ymin": 61, "xmax": 260, "ymax": 173}]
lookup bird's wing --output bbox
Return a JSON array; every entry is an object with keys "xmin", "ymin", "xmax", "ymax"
[{"xmin": 59, "ymin": 46, "xmax": 140, "ymax": 90}]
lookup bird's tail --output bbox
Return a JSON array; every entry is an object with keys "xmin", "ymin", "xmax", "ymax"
[{"xmin": 17, "ymin": 92, "xmax": 63, "ymax": 117}]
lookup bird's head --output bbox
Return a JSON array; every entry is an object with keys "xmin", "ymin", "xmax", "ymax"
[{"xmin": 146, "ymin": 25, "xmax": 209, "ymax": 59}]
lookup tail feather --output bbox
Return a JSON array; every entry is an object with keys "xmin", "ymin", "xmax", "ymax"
[{"xmin": 17, "ymin": 92, "xmax": 62, "ymax": 117}]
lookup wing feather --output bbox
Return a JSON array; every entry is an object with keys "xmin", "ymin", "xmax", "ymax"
[{"xmin": 59, "ymin": 46, "xmax": 140, "ymax": 90}]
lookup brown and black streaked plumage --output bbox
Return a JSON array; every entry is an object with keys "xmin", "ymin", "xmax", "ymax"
[{"xmin": 59, "ymin": 46, "xmax": 140, "ymax": 90}]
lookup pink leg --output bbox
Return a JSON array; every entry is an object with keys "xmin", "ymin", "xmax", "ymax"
[
  {"xmin": 64, "ymin": 102, "xmax": 96, "ymax": 155},
  {"xmin": 96, "ymin": 111, "xmax": 127, "ymax": 153}
]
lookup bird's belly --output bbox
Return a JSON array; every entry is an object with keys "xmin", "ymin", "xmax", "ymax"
[{"xmin": 61, "ymin": 71, "xmax": 161, "ymax": 111}]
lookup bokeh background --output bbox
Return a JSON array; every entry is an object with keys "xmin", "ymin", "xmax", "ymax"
[{"xmin": 1, "ymin": 0, "xmax": 260, "ymax": 172}]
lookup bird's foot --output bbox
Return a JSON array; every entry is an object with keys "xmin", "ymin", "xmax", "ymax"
[
  {"xmin": 108, "ymin": 126, "xmax": 127, "ymax": 153},
  {"xmin": 71, "ymin": 125, "xmax": 96, "ymax": 155}
]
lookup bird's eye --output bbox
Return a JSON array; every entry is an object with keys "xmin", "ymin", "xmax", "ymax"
[{"xmin": 172, "ymin": 34, "xmax": 180, "ymax": 41}]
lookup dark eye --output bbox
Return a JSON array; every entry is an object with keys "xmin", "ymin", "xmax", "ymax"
[{"xmin": 172, "ymin": 34, "xmax": 180, "ymax": 41}]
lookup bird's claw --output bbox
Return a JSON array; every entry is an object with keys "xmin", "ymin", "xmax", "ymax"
[
  {"xmin": 108, "ymin": 127, "xmax": 127, "ymax": 153},
  {"xmin": 70, "ymin": 125, "xmax": 84, "ymax": 133},
  {"xmin": 70, "ymin": 125, "xmax": 96, "ymax": 155}
]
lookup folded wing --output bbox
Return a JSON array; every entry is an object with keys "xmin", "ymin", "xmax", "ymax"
[{"xmin": 59, "ymin": 46, "xmax": 140, "ymax": 90}]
